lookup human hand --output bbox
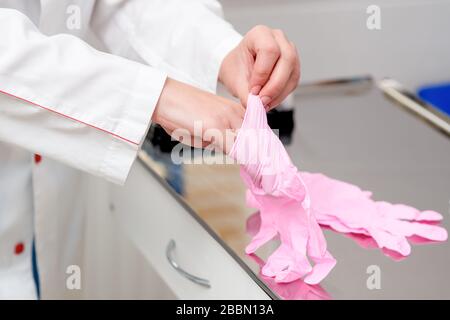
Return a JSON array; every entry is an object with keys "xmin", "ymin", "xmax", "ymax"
[
  {"xmin": 219, "ymin": 25, "xmax": 300, "ymax": 111},
  {"xmin": 152, "ymin": 78, "xmax": 245, "ymax": 153}
]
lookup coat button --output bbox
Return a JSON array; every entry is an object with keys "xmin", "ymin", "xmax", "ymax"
[
  {"xmin": 34, "ymin": 154, "xmax": 42, "ymax": 164},
  {"xmin": 14, "ymin": 242, "xmax": 25, "ymax": 255}
]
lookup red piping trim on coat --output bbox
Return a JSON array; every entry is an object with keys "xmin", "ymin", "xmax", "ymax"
[{"xmin": 0, "ymin": 89, "xmax": 139, "ymax": 145}]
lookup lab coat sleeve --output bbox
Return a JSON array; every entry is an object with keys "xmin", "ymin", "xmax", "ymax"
[
  {"xmin": 92, "ymin": 0, "xmax": 243, "ymax": 93},
  {"xmin": 0, "ymin": 8, "xmax": 167, "ymax": 184}
]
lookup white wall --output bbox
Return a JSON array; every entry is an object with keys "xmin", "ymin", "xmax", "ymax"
[{"xmin": 221, "ymin": 0, "xmax": 450, "ymax": 91}]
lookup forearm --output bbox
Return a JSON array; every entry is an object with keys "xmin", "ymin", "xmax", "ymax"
[{"xmin": 0, "ymin": 8, "xmax": 167, "ymax": 184}]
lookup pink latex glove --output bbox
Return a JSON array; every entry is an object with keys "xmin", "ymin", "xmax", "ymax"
[
  {"xmin": 300, "ymin": 172, "xmax": 448, "ymax": 259},
  {"xmin": 246, "ymin": 213, "xmax": 331, "ymax": 300},
  {"xmin": 229, "ymin": 94, "xmax": 336, "ymax": 284}
]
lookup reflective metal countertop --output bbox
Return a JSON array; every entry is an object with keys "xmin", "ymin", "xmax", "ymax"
[{"xmin": 140, "ymin": 78, "xmax": 450, "ymax": 299}]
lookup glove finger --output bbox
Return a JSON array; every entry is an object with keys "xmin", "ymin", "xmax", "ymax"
[
  {"xmin": 297, "ymin": 217, "xmax": 336, "ymax": 285},
  {"xmin": 370, "ymin": 228, "xmax": 411, "ymax": 256},
  {"xmin": 316, "ymin": 213, "xmax": 367, "ymax": 235},
  {"xmin": 378, "ymin": 202, "xmax": 443, "ymax": 222},
  {"xmin": 245, "ymin": 205, "xmax": 279, "ymax": 254},
  {"xmin": 383, "ymin": 218, "xmax": 448, "ymax": 242},
  {"xmin": 262, "ymin": 245, "xmax": 312, "ymax": 281},
  {"xmin": 245, "ymin": 226, "xmax": 278, "ymax": 254},
  {"xmin": 416, "ymin": 210, "xmax": 444, "ymax": 222},
  {"xmin": 304, "ymin": 250, "xmax": 337, "ymax": 285},
  {"xmin": 273, "ymin": 255, "xmax": 313, "ymax": 283},
  {"xmin": 317, "ymin": 219, "xmax": 379, "ymax": 249},
  {"xmin": 306, "ymin": 217, "xmax": 328, "ymax": 256},
  {"xmin": 274, "ymin": 268, "xmax": 305, "ymax": 283}
]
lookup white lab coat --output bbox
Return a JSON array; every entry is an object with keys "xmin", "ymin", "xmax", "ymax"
[{"xmin": 0, "ymin": 0, "xmax": 242, "ymax": 299}]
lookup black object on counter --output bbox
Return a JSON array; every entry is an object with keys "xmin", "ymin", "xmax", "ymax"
[
  {"xmin": 146, "ymin": 124, "xmax": 180, "ymax": 153},
  {"xmin": 146, "ymin": 107, "xmax": 295, "ymax": 154},
  {"xmin": 267, "ymin": 108, "xmax": 295, "ymax": 145}
]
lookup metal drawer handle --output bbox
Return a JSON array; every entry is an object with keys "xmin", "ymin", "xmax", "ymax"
[{"xmin": 166, "ymin": 239, "xmax": 211, "ymax": 288}]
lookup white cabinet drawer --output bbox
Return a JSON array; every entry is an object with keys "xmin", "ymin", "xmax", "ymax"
[{"xmin": 110, "ymin": 159, "xmax": 271, "ymax": 300}]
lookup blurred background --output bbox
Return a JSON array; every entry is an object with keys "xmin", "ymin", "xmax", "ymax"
[{"xmin": 222, "ymin": 0, "xmax": 450, "ymax": 92}]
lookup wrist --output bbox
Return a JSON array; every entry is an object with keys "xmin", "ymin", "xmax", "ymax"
[
  {"xmin": 152, "ymin": 78, "xmax": 177, "ymax": 128},
  {"xmin": 218, "ymin": 50, "xmax": 231, "ymax": 86},
  {"xmin": 218, "ymin": 50, "xmax": 238, "ymax": 96}
]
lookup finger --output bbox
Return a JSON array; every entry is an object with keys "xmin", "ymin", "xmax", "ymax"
[
  {"xmin": 259, "ymin": 31, "xmax": 298, "ymax": 108},
  {"xmin": 304, "ymin": 251, "xmax": 336, "ymax": 285},
  {"xmin": 266, "ymin": 71, "xmax": 299, "ymax": 111},
  {"xmin": 266, "ymin": 41, "xmax": 300, "ymax": 110},
  {"xmin": 246, "ymin": 26, "xmax": 281, "ymax": 95}
]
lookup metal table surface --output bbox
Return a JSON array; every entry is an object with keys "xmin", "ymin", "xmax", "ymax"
[{"xmin": 141, "ymin": 77, "xmax": 450, "ymax": 299}]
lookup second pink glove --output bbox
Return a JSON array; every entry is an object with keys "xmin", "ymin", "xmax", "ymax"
[{"xmin": 301, "ymin": 172, "xmax": 448, "ymax": 260}]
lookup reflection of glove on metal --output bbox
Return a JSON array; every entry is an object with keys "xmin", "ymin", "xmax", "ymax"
[
  {"xmin": 301, "ymin": 172, "xmax": 448, "ymax": 259},
  {"xmin": 246, "ymin": 249, "xmax": 331, "ymax": 300},
  {"xmin": 229, "ymin": 94, "xmax": 336, "ymax": 284}
]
